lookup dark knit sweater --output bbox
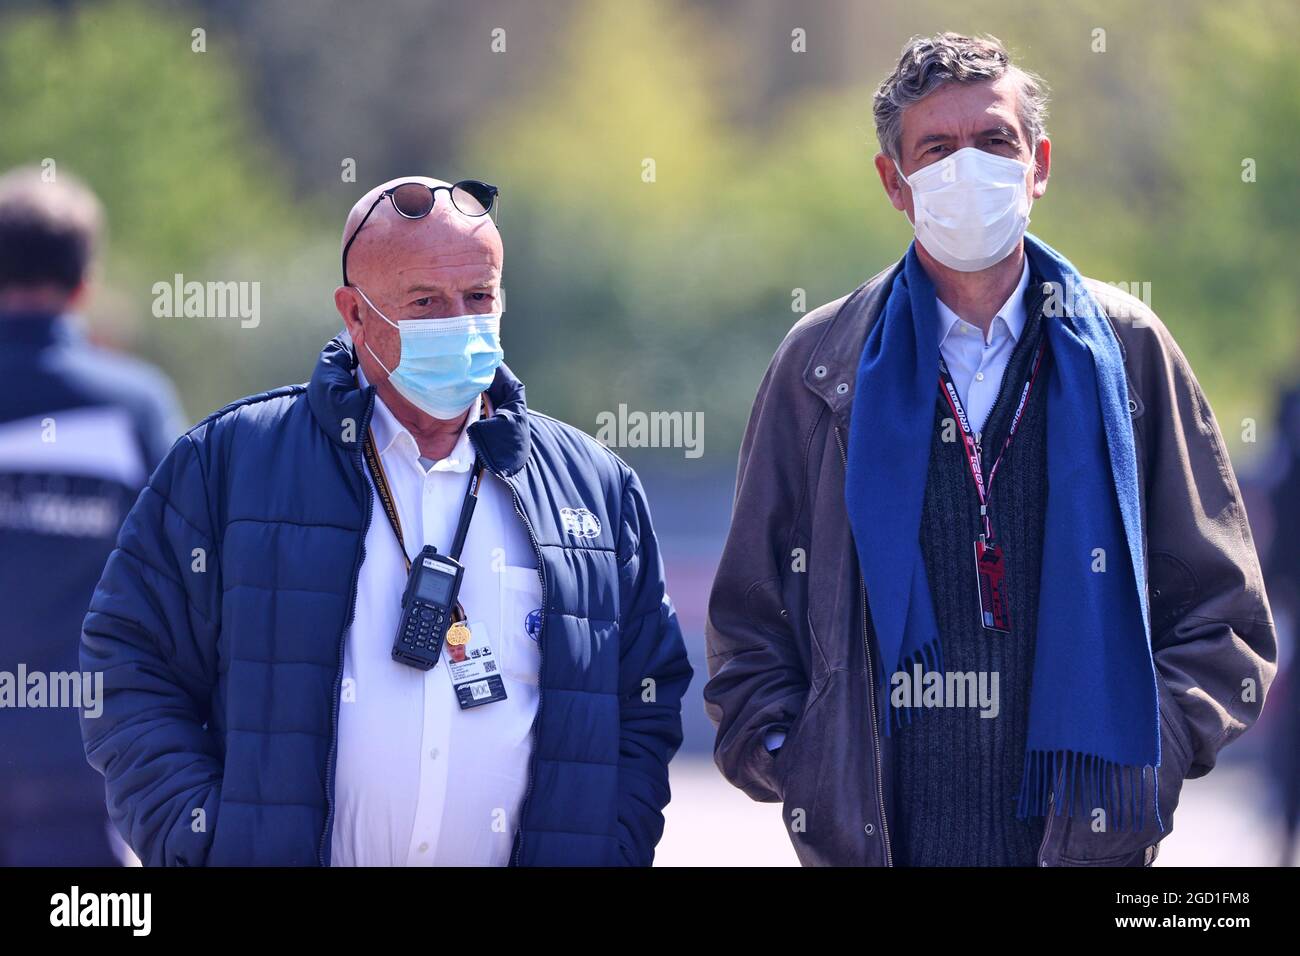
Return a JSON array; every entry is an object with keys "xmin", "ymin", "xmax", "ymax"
[{"xmin": 892, "ymin": 283, "xmax": 1051, "ymax": 867}]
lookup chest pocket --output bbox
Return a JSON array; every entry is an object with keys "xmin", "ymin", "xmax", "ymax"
[{"xmin": 497, "ymin": 565, "xmax": 544, "ymax": 685}]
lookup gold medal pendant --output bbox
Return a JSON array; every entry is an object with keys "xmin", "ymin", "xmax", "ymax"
[{"xmin": 446, "ymin": 621, "xmax": 471, "ymax": 646}]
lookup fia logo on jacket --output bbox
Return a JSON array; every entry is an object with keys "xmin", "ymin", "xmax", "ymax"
[{"xmin": 560, "ymin": 507, "xmax": 601, "ymax": 539}]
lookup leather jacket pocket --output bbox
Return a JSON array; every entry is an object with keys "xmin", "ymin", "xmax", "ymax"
[{"xmin": 775, "ymin": 686, "xmax": 828, "ymax": 841}]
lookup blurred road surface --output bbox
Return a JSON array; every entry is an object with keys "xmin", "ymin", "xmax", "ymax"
[{"xmin": 657, "ymin": 757, "xmax": 1282, "ymax": 867}]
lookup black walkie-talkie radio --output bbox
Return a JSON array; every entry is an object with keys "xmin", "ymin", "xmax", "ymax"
[
  {"xmin": 364, "ymin": 396, "xmax": 488, "ymax": 673},
  {"xmin": 391, "ymin": 545, "xmax": 464, "ymax": 670}
]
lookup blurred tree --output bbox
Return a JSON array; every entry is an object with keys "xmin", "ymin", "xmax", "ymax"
[
  {"xmin": 189, "ymin": 0, "xmax": 570, "ymax": 197},
  {"xmin": 462, "ymin": 0, "xmax": 753, "ymax": 447},
  {"xmin": 0, "ymin": 0, "xmax": 294, "ymax": 272},
  {"xmin": 466, "ymin": 0, "xmax": 1299, "ymax": 460},
  {"xmin": 1149, "ymin": 0, "xmax": 1300, "ymax": 444},
  {"xmin": 0, "ymin": 0, "xmax": 1293, "ymax": 457},
  {"xmin": 0, "ymin": 0, "xmax": 336, "ymax": 420}
]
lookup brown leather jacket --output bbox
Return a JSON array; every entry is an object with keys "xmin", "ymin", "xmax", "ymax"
[{"xmin": 703, "ymin": 260, "xmax": 1277, "ymax": 866}]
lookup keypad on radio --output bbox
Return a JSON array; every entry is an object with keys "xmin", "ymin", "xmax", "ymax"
[{"xmin": 403, "ymin": 605, "xmax": 446, "ymax": 649}]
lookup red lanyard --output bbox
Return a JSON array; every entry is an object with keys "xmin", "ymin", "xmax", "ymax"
[{"xmin": 937, "ymin": 340, "xmax": 1047, "ymax": 543}]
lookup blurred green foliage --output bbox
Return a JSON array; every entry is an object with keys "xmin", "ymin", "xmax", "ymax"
[
  {"xmin": 0, "ymin": 0, "xmax": 340, "ymax": 419},
  {"xmin": 0, "ymin": 0, "xmax": 1295, "ymax": 463}
]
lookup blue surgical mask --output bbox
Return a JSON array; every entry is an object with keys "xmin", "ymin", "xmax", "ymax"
[{"xmin": 355, "ymin": 287, "xmax": 503, "ymax": 420}]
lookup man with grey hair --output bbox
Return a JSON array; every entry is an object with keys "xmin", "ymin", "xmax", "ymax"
[{"xmin": 705, "ymin": 33, "xmax": 1274, "ymax": 866}]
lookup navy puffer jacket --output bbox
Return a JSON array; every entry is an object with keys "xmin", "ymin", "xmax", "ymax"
[{"xmin": 80, "ymin": 332, "xmax": 692, "ymax": 866}]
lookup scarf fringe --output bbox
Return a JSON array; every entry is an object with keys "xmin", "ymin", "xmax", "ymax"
[
  {"xmin": 882, "ymin": 637, "xmax": 944, "ymax": 735},
  {"xmin": 1017, "ymin": 748, "xmax": 1164, "ymax": 833},
  {"xmin": 880, "ymin": 642, "xmax": 1165, "ymax": 834}
]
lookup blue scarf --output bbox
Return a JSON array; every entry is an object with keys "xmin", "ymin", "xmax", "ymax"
[{"xmin": 845, "ymin": 234, "xmax": 1163, "ymax": 830}]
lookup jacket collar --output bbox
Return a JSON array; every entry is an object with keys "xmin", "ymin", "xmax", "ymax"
[
  {"xmin": 0, "ymin": 311, "xmax": 77, "ymax": 348},
  {"xmin": 802, "ymin": 259, "xmax": 903, "ymax": 422},
  {"xmin": 804, "ymin": 255, "xmax": 1057, "ymax": 423},
  {"xmin": 307, "ymin": 329, "xmax": 531, "ymax": 478}
]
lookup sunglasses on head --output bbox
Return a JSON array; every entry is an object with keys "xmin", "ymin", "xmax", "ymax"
[{"xmin": 341, "ymin": 179, "xmax": 499, "ymax": 286}]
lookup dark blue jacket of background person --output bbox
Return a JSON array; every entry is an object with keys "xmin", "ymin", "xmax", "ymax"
[
  {"xmin": 80, "ymin": 331, "xmax": 693, "ymax": 866},
  {"xmin": 1, "ymin": 312, "xmax": 184, "ymax": 865}
]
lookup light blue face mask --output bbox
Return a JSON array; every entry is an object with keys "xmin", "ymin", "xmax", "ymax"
[{"xmin": 355, "ymin": 286, "xmax": 503, "ymax": 420}]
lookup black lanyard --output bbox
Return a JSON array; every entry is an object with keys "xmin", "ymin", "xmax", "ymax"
[
  {"xmin": 361, "ymin": 398, "xmax": 489, "ymax": 572},
  {"xmin": 937, "ymin": 340, "xmax": 1047, "ymax": 544}
]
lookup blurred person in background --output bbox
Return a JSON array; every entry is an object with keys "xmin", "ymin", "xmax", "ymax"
[
  {"xmin": 79, "ymin": 176, "xmax": 691, "ymax": 866},
  {"xmin": 705, "ymin": 33, "xmax": 1276, "ymax": 867},
  {"xmin": 0, "ymin": 166, "xmax": 185, "ymax": 865},
  {"xmin": 1264, "ymin": 379, "xmax": 1300, "ymax": 865}
]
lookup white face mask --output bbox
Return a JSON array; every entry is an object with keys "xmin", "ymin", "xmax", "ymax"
[{"xmin": 895, "ymin": 147, "xmax": 1033, "ymax": 273}]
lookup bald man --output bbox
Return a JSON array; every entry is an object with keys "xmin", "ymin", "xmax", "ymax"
[{"xmin": 80, "ymin": 177, "xmax": 692, "ymax": 867}]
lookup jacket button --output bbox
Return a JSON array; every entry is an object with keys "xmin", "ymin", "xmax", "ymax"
[
  {"xmin": 864, "ymin": 823, "xmax": 875, "ymax": 835},
  {"xmin": 814, "ymin": 365, "xmax": 828, "ymax": 378},
  {"xmin": 836, "ymin": 382, "xmax": 849, "ymax": 395},
  {"xmin": 1128, "ymin": 399, "xmax": 1138, "ymax": 413}
]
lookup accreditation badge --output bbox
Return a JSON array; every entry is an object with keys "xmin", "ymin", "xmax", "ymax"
[
  {"xmin": 973, "ymin": 539, "xmax": 1012, "ymax": 633},
  {"xmin": 444, "ymin": 620, "xmax": 508, "ymax": 709}
]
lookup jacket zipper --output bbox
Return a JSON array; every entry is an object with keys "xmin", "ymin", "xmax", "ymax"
[
  {"xmin": 1037, "ymin": 762, "xmax": 1066, "ymax": 865},
  {"xmin": 507, "ymin": 482, "xmax": 545, "ymax": 867},
  {"xmin": 465, "ymin": 433, "xmax": 547, "ymax": 868},
  {"xmin": 835, "ymin": 425, "xmax": 893, "ymax": 866},
  {"xmin": 318, "ymin": 398, "xmax": 377, "ymax": 866}
]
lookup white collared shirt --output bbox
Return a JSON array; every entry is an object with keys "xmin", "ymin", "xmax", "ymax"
[
  {"xmin": 330, "ymin": 368, "xmax": 542, "ymax": 867},
  {"xmin": 935, "ymin": 260, "xmax": 1031, "ymax": 440}
]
